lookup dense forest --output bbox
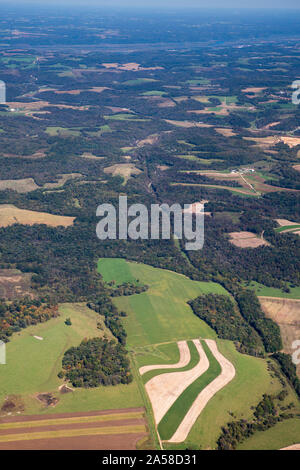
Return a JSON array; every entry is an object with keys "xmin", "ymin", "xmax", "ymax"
[
  {"xmin": 59, "ymin": 337, "xmax": 132, "ymax": 388},
  {"xmin": 0, "ymin": 297, "xmax": 59, "ymax": 343}
]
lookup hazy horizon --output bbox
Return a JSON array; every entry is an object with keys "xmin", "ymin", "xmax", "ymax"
[{"xmin": 1, "ymin": 0, "xmax": 300, "ymax": 10}]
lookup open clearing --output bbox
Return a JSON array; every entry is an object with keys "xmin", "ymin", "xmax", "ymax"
[
  {"xmin": 0, "ymin": 303, "xmax": 143, "ymax": 416},
  {"xmin": 237, "ymin": 418, "xmax": 300, "ymax": 450},
  {"xmin": 0, "ymin": 204, "xmax": 75, "ymax": 227},
  {"xmin": 0, "ymin": 408, "xmax": 147, "ymax": 449},
  {"xmin": 98, "ymin": 258, "xmax": 227, "ymax": 347},
  {"xmin": 244, "ymin": 135, "xmax": 300, "ymax": 149},
  {"xmin": 103, "ymin": 163, "xmax": 142, "ymax": 183},
  {"xmin": 0, "ymin": 178, "xmax": 39, "ymax": 193},
  {"xmin": 0, "ymin": 269, "xmax": 33, "ymax": 300},
  {"xmin": 259, "ymin": 297, "xmax": 300, "ymax": 375},
  {"xmin": 229, "ymin": 231, "xmax": 270, "ymax": 248}
]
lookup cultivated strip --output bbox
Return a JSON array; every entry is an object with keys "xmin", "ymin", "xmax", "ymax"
[
  {"xmin": 168, "ymin": 339, "xmax": 235, "ymax": 443},
  {"xmin": 139, "ymin": 340, "xmax": 190, "ymax": 375},
  {"xmin": 145, "ymin": 339, "xmax": 209, "ymax": 425},
  {"xmin": 0, "ymin": 425, "xmax": 146, "ymax": 443}
]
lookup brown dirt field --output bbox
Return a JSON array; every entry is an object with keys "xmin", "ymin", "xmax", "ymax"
[
  {"xmin": 244, "ymin": 136, "xmax": 300, "ymax": 149},
  {"xmin": 104, "ymin": 164, "xmax": 142, "ymax": 182},
  {"xmin": 0, "ymin": 407, "xmax": 147, "ymax": 450},
  {"xmin": 157, "ymin": 165, "xmax": 170, "ymax": 171},
  {"xmin": 168, "ymin": 339, "xmax": 235, "ymax": 443},
  {"xmin": 242, "ymin": 87, "xmax": 266, "ymax": 94},
  {"xmin": 54, "ymin": 90, "xmax": 82, "ymax": 95},
  {"xmin": 259, "ymin": 297, "xmax": 300, "ymax": 376},
  {"xmin": 165, "ymin": 119, "xmax": 213, "ymax": 128},
  {"xmin": 0, "ymin": 407, "xmax": 145, "ymax": 423},
  {"xmin": 0, "ymin": 178, "xmax": 39, "ymax": 193},
  {"xmin": 214, "ymin": 128, "xmax": 237, "ymax": 137},
  {"xmin": 0, "ymin": 204, "xmax": 75, "ymax": 228},
  {"xmin": 0, "ymin": 418, "xmax": 145, "ymax": 435},
  {"xmin": 281, "ymin": 444, "xmax": 300, "ymax": 450},
  {"xmin": 275, "ymin": 219, "xmax": 299, "ymax": 227},
  {"xmin": 136, "ymin": 134, "xmax": 159, "ymax": 147},
  {"xmin": 229, "ymin": 231, "xmax": 270, "ymax": 248},
  {"xmin": 0, "ymin": 269, "xmax": 34, "ymax": 300},
  {"xmin": 0, "ymin": 433, "xmax": 144, "ymax": 450},
  {"xmin": 157, "ymin": 99, "xmax": 176, "ymax": 108}
]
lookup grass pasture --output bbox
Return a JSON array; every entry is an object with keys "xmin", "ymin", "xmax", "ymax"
[
  {"xmin": 0, "ymin": 303, "xmax": 143, "ymax": 416},
  {"xmin": 98, "ymin": 259, "xmax": 227, "ymax": 347}
]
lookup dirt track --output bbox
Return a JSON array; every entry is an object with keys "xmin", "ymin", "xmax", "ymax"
[
  {"xmin": 168, "ymin": 339, "xmax": 235, "ymax": 443},
  {"xmin": 145, "ymin": 339, "xmax": 209, "ymax": 425},
  {"xmin": 139, "ymin": 340, "xmax": 190, "ymax": 375}
]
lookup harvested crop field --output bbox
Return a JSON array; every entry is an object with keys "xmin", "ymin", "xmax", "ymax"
[
  {"xmin": 214, "ymin": 127, "xmax": 237, "ymax": 137},
  {"xmin": 104, "ymin": 163, "xmax": 142, "ymax": 183},
  {"xmin": 244, "ymin": 136, "xmax": 300, "ymax": 149},
  {"xmin": 0, "ymin": 178, "xmax": 39, "ymax": 193},
  {"xmin": 0, "ymin": 204, "xmax": 75, "ymax": 227},
  {"xmin": 229, "ymin": 232, "xmax": 270, "ymax": 248},
  {"xmin": 165, "ymin": 120, "xmax": 213, "ymax": 128},
  {"xmin": 0, "ymin": 408, "xmax": 148, "ymax": 450},
  {"xmin": 259, "ymin": 297, "xmax": 300, "ymax": 376}
]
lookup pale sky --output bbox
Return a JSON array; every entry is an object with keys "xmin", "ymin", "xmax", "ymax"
[{"xmin": 1, "ymin": 0, "xmax": 300, "ymax": 9}]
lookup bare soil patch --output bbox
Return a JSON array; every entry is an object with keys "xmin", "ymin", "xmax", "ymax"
[
  {"xmin": 136, "ymin": 134, "xmax": 159, "ymax": 147},
  {"xmin": 229, "ymin": 231, "xmax": 270, "ymax": 248},
  {"xmin": 259, "ymin": 297, "xmax": 300, "ymax": 376},
  {"xmin": 36, "ymin": 393, "xmax": 59, "ymax": 408},
  {"xmin": 0, "ymin": 269, "xmax": 34, "ymax": 300},
  {"xmin": 215, "ymin": 128, "xmax": 237, "ymax": 137},
  {"xmin": 165, "ymin": 120, "xmax": 213, "ymax": 128},
  {"xmin": 104, "ymin": 164, "xmax": 142, "ymax": 182}
]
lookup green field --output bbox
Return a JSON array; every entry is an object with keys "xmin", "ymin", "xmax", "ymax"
[
  {"xmin": 98, "ymin": 258, "xmax": 227, "ymax": 347},
  {"xmin": 275, "ymin": 225, "xmax": 300, "ymax": 233},
  {"xmin": 123, "ymin": 78, "xmax": 157, "ymax": 86},
  {"xmin": 246, "ymin": 281, "xmax": 300, "ymax": 299},
  {"xmin": 0, "ymin": 303, "xmax": 143, "ymax": 415},
  {"xmin": 45, "ymin": 127, "xmax": 82, "ymax": 137},
  {"xmin": 158, "ymin": 340, "xmax": 221, "ymax": 440},
  {"xmin": 142, "ymin": 90, "xmax": 166, "ymax": 96},
  {"xmin": 104, "ymin": 113, "xmax": 149, "ymax": 122},
  {"xmin": 237, "ymin": 418, "xmax": 300, "ymax": 450}
]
